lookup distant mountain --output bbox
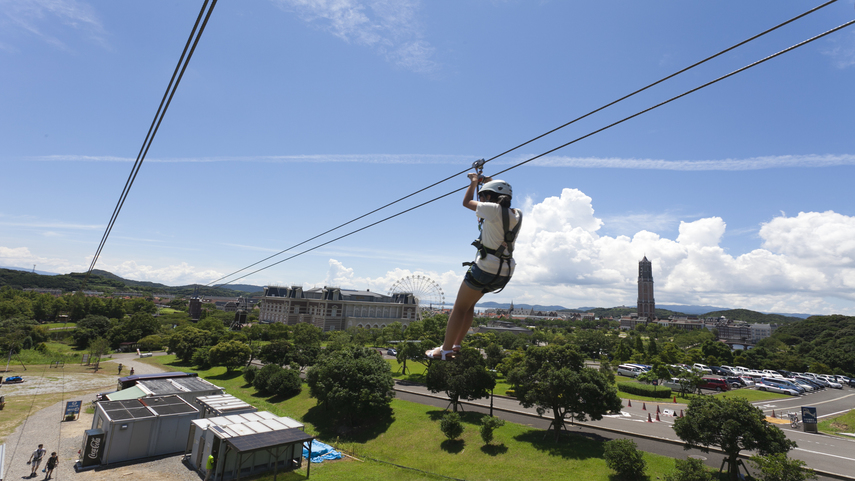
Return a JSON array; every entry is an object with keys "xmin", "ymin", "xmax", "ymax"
[
  {"xmin": 476, "ymin": 301, "xmax": 570, "ymax": 312},
  {"xmin": 698, "ymin": 309, "xmax": 805, "ymax": 323},
  {"xmin": 658, "ymin": 304, "xmax": 727, "ymax": 315},
  {"xmin": 0, "ymin": 266, "xmax": 61, "ymax": 276},
  {"xmin": 0, "ymin": 267, "xmax": 257, "ymax": 297}
]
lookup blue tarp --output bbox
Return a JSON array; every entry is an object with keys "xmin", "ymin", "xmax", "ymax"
[{"xmin": 302, "ymin": 440, "xmax": 341, "ymax": 463}]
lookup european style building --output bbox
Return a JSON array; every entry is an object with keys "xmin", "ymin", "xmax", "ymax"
[{"xmin": 257, "ymin": 285, "xmax": 418, "ymax": 331}]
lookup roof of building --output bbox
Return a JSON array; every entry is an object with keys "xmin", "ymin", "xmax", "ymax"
[
  {"xmin": 225, "ymin": 428, "xmax": 314, "ymax": 453},
  {"xmin": 195, "ymin": 394, "xmax": 256, "ymax": 414},
  {"xmin": 191, "ymin": 411, "xmax": 304, "ymax": 438},
  {"xmin": 99, "ymin": 395, "xmax": 198, "ymax": 421},
  {"xmin": 138, "ymin": 377, "xmax": 222, "ymax": 395}
]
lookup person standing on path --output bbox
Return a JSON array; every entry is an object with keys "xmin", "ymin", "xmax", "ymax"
[
  {"xmin": 118, "ymin": 363, "xmax": 123, "ymax": 375},
  {"xmin": 27, "ymin": 443, "xmax": 47, "ymax": 478},
  {"xmin": 43, "ymin": 452, "xmax": 58, "ymax": 480},
  {"xmin": 205, "ymin": 454, "xmax": 215, "ymax": 481}
]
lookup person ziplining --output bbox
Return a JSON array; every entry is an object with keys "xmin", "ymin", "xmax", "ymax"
[{"xmin": 426, "ymin": 170, "xmax": 522, "ymax": 361}]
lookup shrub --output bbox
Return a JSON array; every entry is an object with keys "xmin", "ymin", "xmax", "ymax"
[
  {"xmin": 243, "ymin": 365, "xmax": 258, "ymax": 384},
  {"xmin": 266, "ymin": 368, "xmax": 302, "ymax": 397},
  {"xmin": 664, "ymin": 457, "xmax": 714, "ymax": 481},
  {"xmin": 617, "ymin": 381, "xmax": 673, "ymax": 399},
  {"xmin": 440, "ymin": 412, "xmax": 464, "ymax": 440},
  {"xmin": 604, "ymin": 439, "xmax": 646, "ymax": 479},
  {"xmin": 253, "ymin": 364, "xmax": 282, "ymax": 394},
  {"xmin": 480, "ymin": 416, "xmax": 505, "ymax": 445},
  {"xmin": 748, "ymin": 453, "xmax": 817, "ymax": 481}
]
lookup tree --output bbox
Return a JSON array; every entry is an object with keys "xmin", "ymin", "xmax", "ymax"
[
  {"xmin": 395, "ymin": 340, "xmax": 424, "ymax": 375},
  {"xmin": 675, "ymin": 369, "xmax": 704, "ymax": 396},
  {"xmin": 208, "ymin": 340, "xmax": 252, "ymax": 372},
  {"xmin": 73, "ymin": 315, "xmax": 113, "ymax": 349},
  {"xmin": 604, "ymin": 439, "xmax": 646, "ymax": 479},
  {"xmin": 701, "ymin": 340, "xmax": 733, "ymax": 365},
  {"xmin": 107, "ymin": 312, "xmax": 161, "ymax": 348},
  {"xmin": 480, "ymin": 416, "xmax": 505, "ymax": 445},
  {"xmin": 291, "ymin": 323, "xmax": 322, "ymax": 369},
  {"xmin": 259, "ymin": 339, "xmax": 294, "ymax": 367},
  {"xmin": 88, "ymin": 337, "xmax": 111, "ymax": 371},
  {"xmin": 306, "ymin": 346, "xmax": 395, "ymax": 426},
  {"xmin": 168, "ymin": 327, "xmax": 213, "ymax": 362},
  {"xmin": 673, "ymin": 396, "xmax": 796, "ymax": 481},
  {"xmin": 484, "ymin": 343, "xmax": 505, "ymax": 369},
  {"xmin": 508, "ymin": 344, "xmax": 622, "ymax": 442},
  {"xmin": 425, "ymin": 348, "xmax": 496, "ymax": 412},
  {"xmin": 440, "ymin": 412, "xmax": 464, "ymax": 440},
  {"xmin": 266, "ymin": 368, "xmax": 302, "ymax": 397},
  {"xmin": 748, "ymin": 453, "xmax": 817, "ymax": 481},
  {"xmin": 253, "ymin": 364, "xmax": 282, "ymax": 394}
]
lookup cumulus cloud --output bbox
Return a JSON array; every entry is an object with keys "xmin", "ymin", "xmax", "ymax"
[
  {"xmin": 272, "ymin": 0, "xmax": 438, "ymax": 73},
  {"xmin": 101, "ymin": 260, "xmax": 224, "ymax": 286},
  {"xmin": 507, "ymin": 188, "xmax": 855, "ymax": 314},
  {"xmin": 0, "ymin": 0, "xmax": 107, "ymax": 50},
  {"xmin": 0, "ymin": 245, "xmax": 80, "ymax": 273},
  {"xmin": 316, "ymin": 258, "xmax": 458, "ymax": 305}
]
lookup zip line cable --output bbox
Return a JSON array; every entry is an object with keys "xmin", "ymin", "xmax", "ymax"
[
  {"xmin": 213, "ymin": 18, "xmax": 855, "ymax": 288},
  {"xmin": 204, "ymin": 0, "xmax": 839, "ymax": 288},
  {"xmin": 83, "ymin": 0, "xmax": 218, "ymax": 288}
]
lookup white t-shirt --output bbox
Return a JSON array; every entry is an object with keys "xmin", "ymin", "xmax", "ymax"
[{"xmin": 473, "ymin": 203, "xmax": 521, "ymax": 276}]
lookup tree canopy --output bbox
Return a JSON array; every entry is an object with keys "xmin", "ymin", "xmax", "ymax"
[
  {"xmin": 425, "ymin": 348, "xmax": 496, "ymax": 412},
  {"xmin": 673, "ymin": 396, "xmax": 796, "ymax": 481},
  {"xmin": 306, "ymin": 346, "xmax": 395, "ymax": 426},
  {"xmin": 508, "ymin": 344, "xmax": 622, "ymax": 442}
]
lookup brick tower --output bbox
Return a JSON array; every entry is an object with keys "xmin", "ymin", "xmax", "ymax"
[{"xmin": 637, "ymin": 256, "xmax": 655, "ymax": 319}]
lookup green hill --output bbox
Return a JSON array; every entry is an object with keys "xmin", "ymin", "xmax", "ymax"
[
  {"xmin": 699, "ymin": 309, "xmax": 802, "ymax": 324},
  {"xmin": 0, "ymin": 267, "xmax": 254, "ymax": 297}
]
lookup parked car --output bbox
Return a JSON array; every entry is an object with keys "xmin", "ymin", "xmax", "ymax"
[
  {"xmin": 738, "ymin": 376, "xmax": 755, "ymax": 387},
  {"xmin": 699, "ymin": 377, "xmax": 730, "ymax": 392},
  {"xmin": 662, "ymin": 377, "xmax": 694, "ymax": 393},
  {"xmin": 387, "ymin": 348, "xmax": 397, "ymax": 356},
  {"xmin": 848, "ymin": 378, "xmax": 855, "ymax": 388},
  {"xmin": 725, "ymin": 376, "xmax": 744, "ymax": 389},
  {"xmin": 788, "ymin": 378, "xmax": 814, "ymax": 392},
  {"xmin": 794, "ymin": 376, "xmax": 824, "ymax": 390},
  {"xmin": 617, "ymin": 364, "xmax": 644, "ymax": 377},
  {"xmin": 756, "ymin": 378, "xmax": 799, "ymax": 396},
  {"xmin": 693, "ymin": 363, "xmax": 713, "ymax": 374},
  {"xmin": 818, "ymin": 376, "xmax": 843, "ymax": 389},
  {"xmin": 711, "ymin": 366, "xmax": 734, "ymax": 376}
]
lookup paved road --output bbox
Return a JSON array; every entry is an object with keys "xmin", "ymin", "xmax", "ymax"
[{"xmin": 393, "ymin": 380, "xmax": 855, "ymax": 480}]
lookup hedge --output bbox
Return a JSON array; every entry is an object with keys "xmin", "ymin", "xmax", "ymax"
[{"xmin": 617, "ymin": 382, "xmax": 673, "ymax": 399}]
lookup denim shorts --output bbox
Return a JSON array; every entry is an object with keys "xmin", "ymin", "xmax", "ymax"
[{"xmin": 463, "ymin": 264, "xmax": 512, "ymax": 293}]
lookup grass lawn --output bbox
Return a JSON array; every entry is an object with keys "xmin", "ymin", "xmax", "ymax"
[
  {"xmin": 41, "ymin": 322, "xmax": 77, "ymax": 329},
  {"xmin": 140, "ymin": 355, "xmax": 686, "ymax": 481},
  {"xmin": 158, "ymin": 307, "xmax": 179, "ymax": 314},
  {"xmin": 818, "ymin": 409, "xmax": 855, "ymax": 436},
  {"xmin": 614, "ymin": 378, "xmax": 789, "ymax": 404}
]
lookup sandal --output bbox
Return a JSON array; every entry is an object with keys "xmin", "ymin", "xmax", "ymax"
[
  {"xmin": 452, "ymin": 345, "xmax": 461, "ymax": 353},
  {"xmin": 425, "ymin": 347, "xmax": 455, "ymax": 360}
]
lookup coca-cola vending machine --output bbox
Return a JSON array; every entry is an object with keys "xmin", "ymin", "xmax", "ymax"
[{"xmin": 80, "ymin": 428, "xmax": 105, "ymax": 467}]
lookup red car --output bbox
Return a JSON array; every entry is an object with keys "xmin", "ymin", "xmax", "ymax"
[{"xmin": 699, "ymin": 377, "xmax": 731, "ymax": 392}]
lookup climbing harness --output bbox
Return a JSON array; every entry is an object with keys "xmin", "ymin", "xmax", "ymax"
[{"xmin": 463, "ymin": 206, "xmax": 523, "ymax": 293}]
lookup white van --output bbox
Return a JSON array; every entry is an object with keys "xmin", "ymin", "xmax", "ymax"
[{"xmin": 617, "ymin": 364, "xmax": 643, "ymax": 378}]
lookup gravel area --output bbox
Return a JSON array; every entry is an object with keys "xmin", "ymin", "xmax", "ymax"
[{"xmin": 2, "ymin": 354, "xmax": 202, "ymax": 481}]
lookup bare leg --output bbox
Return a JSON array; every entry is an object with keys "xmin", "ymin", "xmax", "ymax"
[{"xmin": 443, "ymin": 282, "xmax": 484, "ymax": 351}]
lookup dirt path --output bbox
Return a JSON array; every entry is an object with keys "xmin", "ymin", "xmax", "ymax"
[{"xmin": 1, "ymin": 354, "xmax": 200, "ymax": 481}]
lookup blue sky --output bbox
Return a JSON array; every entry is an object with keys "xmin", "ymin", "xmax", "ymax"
[{"xmin": 2, "ymin": 0, "xmax": 854, "ymax": 315}]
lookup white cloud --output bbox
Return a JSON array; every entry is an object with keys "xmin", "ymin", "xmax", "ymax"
[
  {"xmin": 0, "ymin": 245, "xmax": 80, "ymax": 273},
  {"xmin": 101, "ymin": 260, "xmax": 224, "ymax": 286},
  {"xmin": 821, "ymin": 29, "xmax": 855, "ymax": 69},
  {"xmin": 504, "ymin": 188, "xmax": 855, "ymax": 314},
  {"xmin": 0, "ymin": 0, "xmax": 106, "ymax": 50},
  {"xmin": 317, "ymin": 258, "xmax": 457, "ymax": 306},
  {"xmin": 22, "ymin": 153, "xmax": 855, "ymax": 171},
  {"xmin": 272, "ymin": 0, "xmax": 438, "ymax": 73}
]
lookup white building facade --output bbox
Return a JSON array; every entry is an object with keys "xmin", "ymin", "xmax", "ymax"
[{"xmin": 258, "ymin": 286, "xmax": 418, "ymax": 331}]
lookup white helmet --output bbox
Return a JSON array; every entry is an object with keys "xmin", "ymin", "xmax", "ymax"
[{"xmin": 480, "ymin": 179, "xmax": 512, "ymax": 198}]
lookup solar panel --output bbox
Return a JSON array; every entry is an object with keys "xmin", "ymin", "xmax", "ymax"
[{"xmin": 225, "ymin": 429, "xmax": 314, "ymax": 453}]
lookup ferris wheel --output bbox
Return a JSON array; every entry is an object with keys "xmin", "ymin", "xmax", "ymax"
[{"xmin": 388, "ymin": 275, "xmax": 446, "ymax": 319}]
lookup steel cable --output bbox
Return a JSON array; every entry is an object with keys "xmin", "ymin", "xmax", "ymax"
[
  {"xmin": 206, "ymin": 0, "xmax": 840, "ymax": 288},
  {"xmin": 83, "ymin": 0, "xmax": 218, "ymax": 287},
  {"xmin": 214, "ymin": 18, "xmax": 855, "ymax": 287}
]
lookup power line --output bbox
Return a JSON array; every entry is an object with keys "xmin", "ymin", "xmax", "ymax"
[
  {"xmin": 214, "ymin": 17, "xmax": 855, "ymax": 288},
  {"xmin": 209, "ymin": 2, "xmax": 846, "ymax": 288},
  {"xmin": 83, "ymin": 0, "xmax": 218, "ymax": 287}
]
